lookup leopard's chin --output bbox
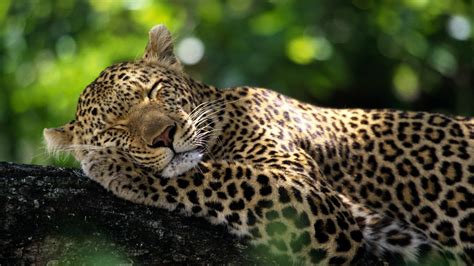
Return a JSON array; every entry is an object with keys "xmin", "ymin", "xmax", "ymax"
[{"xmin": 160, "ymin": 150, "xmax": 203, "ymax": 178}]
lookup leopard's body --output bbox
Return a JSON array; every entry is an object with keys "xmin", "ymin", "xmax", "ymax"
[{"xmin": 44, "ymin": 25, "xmax": 473, "ymax": 265}]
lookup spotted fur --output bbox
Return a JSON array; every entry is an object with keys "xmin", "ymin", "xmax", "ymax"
[{"xmin": 44, "ymin": 25, "xmax": 473, "ymax": 265}]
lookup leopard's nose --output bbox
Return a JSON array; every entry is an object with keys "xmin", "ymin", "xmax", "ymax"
[{"xmin": 148, "ymin": 124, "xmax": 177, "ymax": 149}]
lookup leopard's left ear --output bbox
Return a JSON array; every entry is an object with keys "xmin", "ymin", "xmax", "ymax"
[
  {"xmin": 43, "ymin": 126, "xmax": 73, "ymax": 155},
  {"xmin": 142, "ymin": 24, "xmax": 182, "ymax": 71}
]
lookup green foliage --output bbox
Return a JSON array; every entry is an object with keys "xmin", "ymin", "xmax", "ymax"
[{"xmin": 0, "ymin": 0, "xmax": 472, "ymax": 165}]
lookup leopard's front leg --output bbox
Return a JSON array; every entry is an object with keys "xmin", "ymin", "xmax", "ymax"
[{"xmin": 81, "ymin": 149, "xmax": 364, "ymax": 265}]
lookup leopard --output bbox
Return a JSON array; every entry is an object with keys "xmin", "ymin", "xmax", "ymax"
[{"xmin": 44, "ymin": 25, "xmax": 473, "ymax": 265}]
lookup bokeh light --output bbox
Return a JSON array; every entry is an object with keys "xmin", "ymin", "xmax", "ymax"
[
  {"xmin": 286, "ymin": 36, "xmax": 332, "ymax": 64},
  {"xmin": 447, "ymin": 15, "xmax": 471, "ymax": 41},
  {"xmin": 429, "ymin": 47, "xmax": 457, "ymax": 77},
  {"xmin": 393, "ymin": 65, "xmax": 420, "ymax": 102},
  {"xmin": 176, "ymin": 37, "xmax": 205, "ymax": 65},
  {"xmin": 55, "ymin": 35, "xmax": 77, "ymax": 60}
]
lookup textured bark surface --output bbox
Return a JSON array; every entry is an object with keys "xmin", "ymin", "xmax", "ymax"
[{"xmin": 0, "ymin": 162, "xmax": 262, "ymax": 265}]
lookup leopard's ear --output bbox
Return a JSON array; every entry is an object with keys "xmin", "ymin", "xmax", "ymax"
[
  {"xmin": 43, "ymin": 126, "xmax": 72, "ymax": 155},
  {"xmin": 142, "ymin": 24, "xmax": 182, "ymax": 71}
]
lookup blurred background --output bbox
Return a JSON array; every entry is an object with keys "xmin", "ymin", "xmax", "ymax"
[{"xmin": 0, "ymin": 0, "xmax": 472, "ymax": 166}]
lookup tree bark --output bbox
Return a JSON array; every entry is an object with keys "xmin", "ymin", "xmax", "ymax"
[{"xmin": 0, "ymin": 162, "xmax": 262, "ymax": 265}]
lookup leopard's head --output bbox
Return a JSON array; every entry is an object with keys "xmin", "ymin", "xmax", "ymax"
[{"xmin": 44, "ymin": 25, "xmax": 215, "ymax": 178}]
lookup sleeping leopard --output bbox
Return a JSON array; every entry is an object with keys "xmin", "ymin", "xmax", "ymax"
[{"xmin": 44, "ymin": 25, "xmax": 473, "ymax": 265}]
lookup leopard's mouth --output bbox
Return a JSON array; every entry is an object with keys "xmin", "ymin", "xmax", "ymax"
[{"xmin": 160, "ymin": 149, "xmax": 203, "ymax": 178}]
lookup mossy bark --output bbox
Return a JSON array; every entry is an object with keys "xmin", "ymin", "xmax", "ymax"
[{"xmin": 0, "ymin": 162, "xmax": 259, "ymax": 265}]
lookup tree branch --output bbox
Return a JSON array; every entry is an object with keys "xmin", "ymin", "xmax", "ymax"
[{"xmin": 0, "ymin": 162, "xmax": 261, "ymax": 264}]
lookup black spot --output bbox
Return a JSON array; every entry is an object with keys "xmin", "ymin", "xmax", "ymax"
[
  {"xmin": 208, "ymin": 210, "xmax": 218, "ymax": 217},
  {"xmin": 186, "ymin": 190, "xmax": 199, "ymax": 204},
  {"xmin": 217, "ymin": 192, "xmax": 228, "ymax": 200},
  {"xmin": 350, "ymin": 230, "xmax": 363, "ymax": 242},
  {"xmin": 159, "ymin": 178, "xmax": 169, "ymax": 186},
  {"xmin": 225, "ymin": 213, "xmax": 241, "ymax": 225},
  {"xmin": 265, "ymin": 210, "xmax": 279, "ymax": 220},
  {"xmin": 335, "ymin": 232, "xmax": 351, "ymax": 252},
  {"xmin": 256, "ymin": 174, "xmax": 269, "ymax": 185},
  {"xmin": 166, "ymin": 195, "xmax": 176, "ymax": 203},
  {"xmin": 164, "ymin": 186, "xmax": 178, "ymax": 196},
  {"xmin": 290, "ymin": 231, "xmax": 311, "ymax": 253},
  {"xmin": 336, "ymin": 214, "xmax": 349, "ymax": 230},
  {"xmin": 192, "ymin": 173, "xmax": 204, "ymax": 186},
  {"xmin": 325, "ymin": 219, "xmax": 336, "ymax": 234},
  {"xmin": 224, "ymin": 168, "xmax": 233, "ymax": 182},
  {"xmin": 442, "ymin": 144, "xmax": 455, "ymax": 157},
  {"xmin": 307, "ymin": 196, "xmax": 319, "ymax": 215},
  {"xmin": 151, "ymin": 194, "xmax": 159, "ymax": 202},
  {"xmin": 211, "ymin": 171, "xmax": 220, "ymax": 179},
  {"xmin": 440, "ymin": 200, "xmax": 459, "ymax": 217},
  {"xmin": 241, "ymin": 182, "xmax": 255, "ymax": 201},
  {"xmin": 421, "ymin": 175, "xmax": 441, "ymax": 201},
  {"xmin": 257, "ymin": 200, "xmax": 273, "ymax": 209},
  {"xmin": 436, "ymin": 221, "xmax": 455, "ymax": 237},
  {"xmin": 177, "ymin": 179, "xmax": 189, "ymax": 189},
  {"xmin": 259, "ymin": 186, "xmax": 272, "ymax": 196},
  {"xmin": 210, "ymin": 181, "xmax": 222, "ymax": 191},
  {"xmin": 396, "ymin": 158, "xmax": 419, "ymax": 177},
  {"xmin": 247, "ymin": 209, "xmax": 256, "ymax": 226},
  {"xmin": 147, "ymin": 177, "xmax": 155, "ymax": 186},
  {"xmin": 320, "ymin": 203, "xmax": 329, "ymax": 215},
  {"xmin": 295, "ymin": 212, "xmax": 311, "ymax": 228},
  {"xmin": 226, "ymin": 183, "xmax": 237, "ymax": 197},
  {"xmin": 265, "ymin": 222, "xmax": 287, "ymax": 236},
  {"xmin": 309, "ymin": 248, "xmax": 327, "ymax": 264},
  {"xmin": 229, "ymin": 199, "xmax": 245, "ymax": 210},
  {"xmin": 138, "ymin": 184, "xmax": 147, "ymax": 191},
  {"xmin": 292, "ymin": 187, "xmax": 303, "ymax": 202},
  {"xmin": 314, "ymin": 220, "xmax": 329, "ymax": 243},
  {"xmin": 250, "ymin": 228, "xmax": 262, "ymax": 238},
  {"xmin": 282, "ymin": 206, "xmax": 297, "ymax": 219},
  {"xmin": 278, "ymin": 187, "xmax": 291, "ymax": 203},
  {"xmin": 428, "ymin": 114, "xmax": 450, "ymax": 127},
  {"xmin": 440, "ymin": 161, "xmax": 463, "ymax": 185},
  {"xmin": 235, "ymin": 166, "xmax": 244, "ymax": 179},
  {"xmin": 379, "ymin": 166, "xmax": 395, "ymax": 185},
  {"xmin": 204, "ymin": 188, "xmax": 212, "ymax": 197},
  {"xmin": 420, "ymin": 206, "xmax": 438, "ymax": 223},
  {"xmin": 425, "ymin": 128, "xmax": 445, "ymax": 143},
  {"xmin": 379, "ymin": 140, "xmax": 403, "ymax": 162},
  {"xmin": 205, "ymin": 201, "xmax": 224, "ymax": 212},
  {"xmin": 191, "ymin": 206, "xmax": 202, "ymax": 213}
]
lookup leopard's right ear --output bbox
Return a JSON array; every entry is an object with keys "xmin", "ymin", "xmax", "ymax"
[
  {"xmin": 142, "ymin": 24, "xmax": 182, "ymax": 71},
  {"xmin": 43, "ymin": 126, "xmax": 73, "ymax": 155}
]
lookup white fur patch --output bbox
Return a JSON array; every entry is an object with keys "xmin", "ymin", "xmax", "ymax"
[{"xmin": 160, "ymin": 150, "xmax": 203, "ymax": 178}]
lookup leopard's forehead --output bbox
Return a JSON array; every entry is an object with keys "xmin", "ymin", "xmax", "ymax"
[
  {"xmin": 75, "ymin": 63, "xmax": 146, "ymax": 127},
  {"xmin": 75, "ymin": 62, "xmax": 174, "ymax": 125},
  {"xmin": 76, "ymin": 82, "xmax": 139, "ymax": 127},
  {"xmin": 73, "ymin": 61, "xmax": 193, "ymax": 138}
]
